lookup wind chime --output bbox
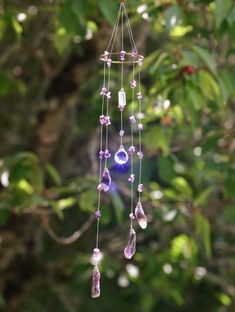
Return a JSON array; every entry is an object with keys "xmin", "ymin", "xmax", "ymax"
[{"xmin": 91, "ymin": 0, "xmax": 147, "ymax": 298}]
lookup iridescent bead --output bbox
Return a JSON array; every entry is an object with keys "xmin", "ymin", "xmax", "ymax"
[
  {"xmin": 100, "ymin": 86, "xmax": 107, "ymax": 96},
  {"xmin": 131, "ymin": 49, "xmax": 138, "ymax": 59},
  {"xmin": 137, "ymin": 92, "xmax": 143, "ymax": 100},
  {"xmin": 129, "ymin": 145, "xmax": 136, "ymax": 155},
  {"xmin": 138, "ymin": 184, "xmax": 143, "ymax": 192},
  {"xmin": 129, "ymin": 213, "xmax": 135, "ymax": 220},
  {"xmin": 137, "ymin": 151, "xmax": 143, "ymax": 159},
  {"xmin": 94, "ymin": 211, "xmax": 101, "ymax": 219},
  {"xmin": 128, "ymin": 174, "xmax": 135, "ymax": 183},
  {"xmin": 107, "ymin": 59, "xmax": 112, "ymax": 67},
  {"xmin": 99, "ymin": 151, "xmax": 104, "ymax": 159},
  {"xmin": 104, "ymin": 149, "xmax": 111, "ymax": 159},
  {"xmin": 106, "ymin": 91, "xmax": 111, "ymax": 99},
  {"xmin": 130, "ymin": 115, "xmax": 136, "ymax": 124},
  {"xmin": 130, "ymin": 80, "xmax": 137, "ymax": 89},
  {"xmin": 120, "ymin": 50, "xmax": 126, "ymax": 61},
  {"xmin": 119, "ymin": 130, "xmax": 125, "ymax": 137}
]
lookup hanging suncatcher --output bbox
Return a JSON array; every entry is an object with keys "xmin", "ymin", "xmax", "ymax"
[{"xmin": 91, "ymin": 0, "xmax": 147, "ymax": 298}]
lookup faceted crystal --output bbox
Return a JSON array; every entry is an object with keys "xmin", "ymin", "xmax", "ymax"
[
  {"xmin": 91, "ymin": 266, "xmax": 101, "ymax": 298},
  {"xmin": 114, "ymin": 146, "xmax": 129, "ymax": 165},
  {"xmin": 118, "ymin": 89, "xmax": 126, "ymax": 110},
  {"xmin": 135, "ymin": 201, "xmax": 147, "ymax": 229},
  {"xmin": 124, "ymin": 228, "xmax": 136, "ymax": 259},
  {"xmin": 100, "ymin": 168, "xmax": 111, "ymax": 192}
]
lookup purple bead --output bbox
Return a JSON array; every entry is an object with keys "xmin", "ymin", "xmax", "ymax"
[
  {"xmin": 138, "ymin": 123, "xmax": 143, "ymax": 130},
  {"xmin": 131, "ymin": 49, "xmax": 138, "ymax": 59},
  {"xmin": 124, "ymin": 228, "xmax": 136, "ymax": 260},
  {"xmin": 129, "ymin": 213, "xmax": 135, "ymax": 220},
  {"xmin": 128, "ymin": 174, "xmax": 135, "ymax": 183},
  {"xmin": 129, "ymin": 145, "xmax": 136, "ymax": 155},
  {"xmin": 119, "ymin": 130, "xmax": 125, "ymax": 137},
  {"xmin": 138, "ymin": 59, "xmax": 143, "ymax": 67},
  {"xmin": 104, "ymin": 149, "xmax": 111, "ymax": 159},
  {"xmin": 94, "ymin": 211, "xmax": 101, "ymax": 219},
  {"xmin": 130, "ymin": 115, "xmax": 136, "ymax": 124},
  {"xmin": 100, "ymin": 86, "xmax": 107, "ymax": 96},
  {"xmin": 99, "ymin": 115, "xmax": 111, "ymax": 126},
  {"xmin": 106, "ymin": 91, "xmax": 111, "ymax": 99},
  {"xmin": 91, "ymin": 265, "xmax": 101, "ymax": 298},
  {"xmin": 120, "ymin": 50, "xmax": 126, "ymax": 61},
  {"xmin": 99, "ymin": 115, "xmax": 106, "ymax": 125},
  {"xmin": 99, "ymin": 151, "xmax": 104, "ymax": 159},
  {"xmin": 104, "ymin": 51, "xmax": 109, "ymax": 60},
  {"xmin": 137, "ymin": 92, "xmax": 143, "ymax": 100},
  {"xmin": 107, "ymin": 59, "xmax": 112, "ymax": 67},
  {"xmin": 137, "ymin": 151, "xmax": 143, "ymax": 159},
  {"xmin": 135, "ymin": 201, "xmax": 147, "ymax": 229},
  {"xmin": 130, "ymin": 80, "xmax": 137, "ymax": 89},
  {"xmin": 138, "ymin": 183, "xmax": 143, "ymax": 193}
]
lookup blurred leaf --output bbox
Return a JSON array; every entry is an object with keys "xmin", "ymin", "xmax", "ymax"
[
  {"xmin": 195, "ymin": 212, "xmax": 211, "ymax": 259},
  {"xmin": 98, "ymin": 0, "xmax": 118, "ymax": 26},
  {"xmin": 171, "ymin": 234, "xmax": 198, "ymax": 261},
  {"xmin": 192, "ymin": 46, "xmax": 217, "ymax": 75},
  {"xmin": 215, "ymin": 0, "xmax": 233, "ymax": 28},
  {"xmin": 110, "ymin": 191, "xmax": 124, "ymax": 224},
  {"xmin": 171, "ymin": 177, "xmax": 193, "ymax": 199},
  {"xmin": 79, "ymin": 189, "xmax": 97, "ymax": 212}
]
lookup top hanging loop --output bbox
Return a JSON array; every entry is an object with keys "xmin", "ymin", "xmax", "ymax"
[{"xmin": 120, "ymin": 0, "xmax": 126, "ymax": 3}]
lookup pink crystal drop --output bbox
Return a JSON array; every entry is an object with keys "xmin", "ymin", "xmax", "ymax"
[
  {"xmin": 91, "ymin": 266, "xmax": 101, "ymax": 298},
  {"xmin": 124, "ymin": 228, "xmax": 136, "ymax": 259},
  {"xmin": 100, "ymin": 168, "xmax": 111, "ymax": 192},
  {"xmin": 134, "ymin": 201, "xmax": 147, "ymax": 229}
]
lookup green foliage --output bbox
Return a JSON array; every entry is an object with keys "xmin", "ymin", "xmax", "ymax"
[{"xmin": 0, "ymin": 0, "xmax": 235, "ymax": 311}]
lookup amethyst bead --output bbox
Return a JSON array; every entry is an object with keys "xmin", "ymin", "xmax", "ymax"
[
  {"xmin": 131, "ymin": 49, "xmax": 138, "ymax": 59},
  {"xmin": 119, "ymin": 130, "xmax": 125, "ymax": 137},
  {"xmin": 130, "ymin": 80, "xmax": 137, "ymax": 89},
  {"xmin": 137, "ymin": 151, "xmax": 143, "ymax": 159},
  {"xmin": 138, "ymin": 184, "xmax": 143, "ymax": 192},
  {"xmin": 124, "ymin": 228, "xmax": 136, "ymax": 260},
  {"xmin": 137, "ymin": 92, "xmax": 143, "ymax": 100},
  {"xmin": 99, "ymin": 150, "xmax": 104, "ymax": 159},
  {"xmin": 130, "ymin": 115, "xmax": 136, "ymax": 124},
  {"xmin": 107, "ymin": 59, "xmax": 112, "ymax": 67},
  {"xmin": 120, "ymin": 50, "xmax": 126, "ymax": 61},
  {"xmin": 94, "ymin": 211, "xmax": 101, "ymax": 219},
  {"xmin": 129, "ymin": 213, "xmax": 135, "ymax": 220},
  {"xmin": 104, "ymin": 149, "xmax": 111, "ymax": 159},
  {"xmin": 128, "ymin": 174, "xmax": 135, "ymax": 183},
  {"xmin": 100, "ymin": 86, "xmax": 107, "ymax": 96},
  {"xmin": 129, "ymin": 145, "xmax": 136, "ymax": 155}
]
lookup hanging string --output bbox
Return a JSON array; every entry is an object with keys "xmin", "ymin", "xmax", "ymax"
[
  {"xmin": 95, "ymin": 63, "xmax": 106, "ymax": 249},
  {"xmin": 130, "ymin": 62, "xmax": 135, "ymax": 229},
  {"xmin": 138, "ymin": 69, "xmax": 142, "ymax": 202}
]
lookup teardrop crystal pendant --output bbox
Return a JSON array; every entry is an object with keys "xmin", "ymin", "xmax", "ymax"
[
  {"xmin": 124, "ymin": 228, "xmax": 136, "ymax": 259},
  {"xmin": 91, "ymin": 266, "xmax": 101, "ymax": 298},
  {"xmin": 100, "ymin": 168, "xmax": 111, "ymax": 192},
  {"xmin": 114, "ymin": 145, "xmax": 129, "ymax": 165},
  {"xmin": 134, "ymin": 201, "xmax": 147, "ymax": 229}
]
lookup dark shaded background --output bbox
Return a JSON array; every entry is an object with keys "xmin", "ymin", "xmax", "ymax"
[{"xmin": 0, "ymin": 0, "xmax": 235, "ymax": 311}]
